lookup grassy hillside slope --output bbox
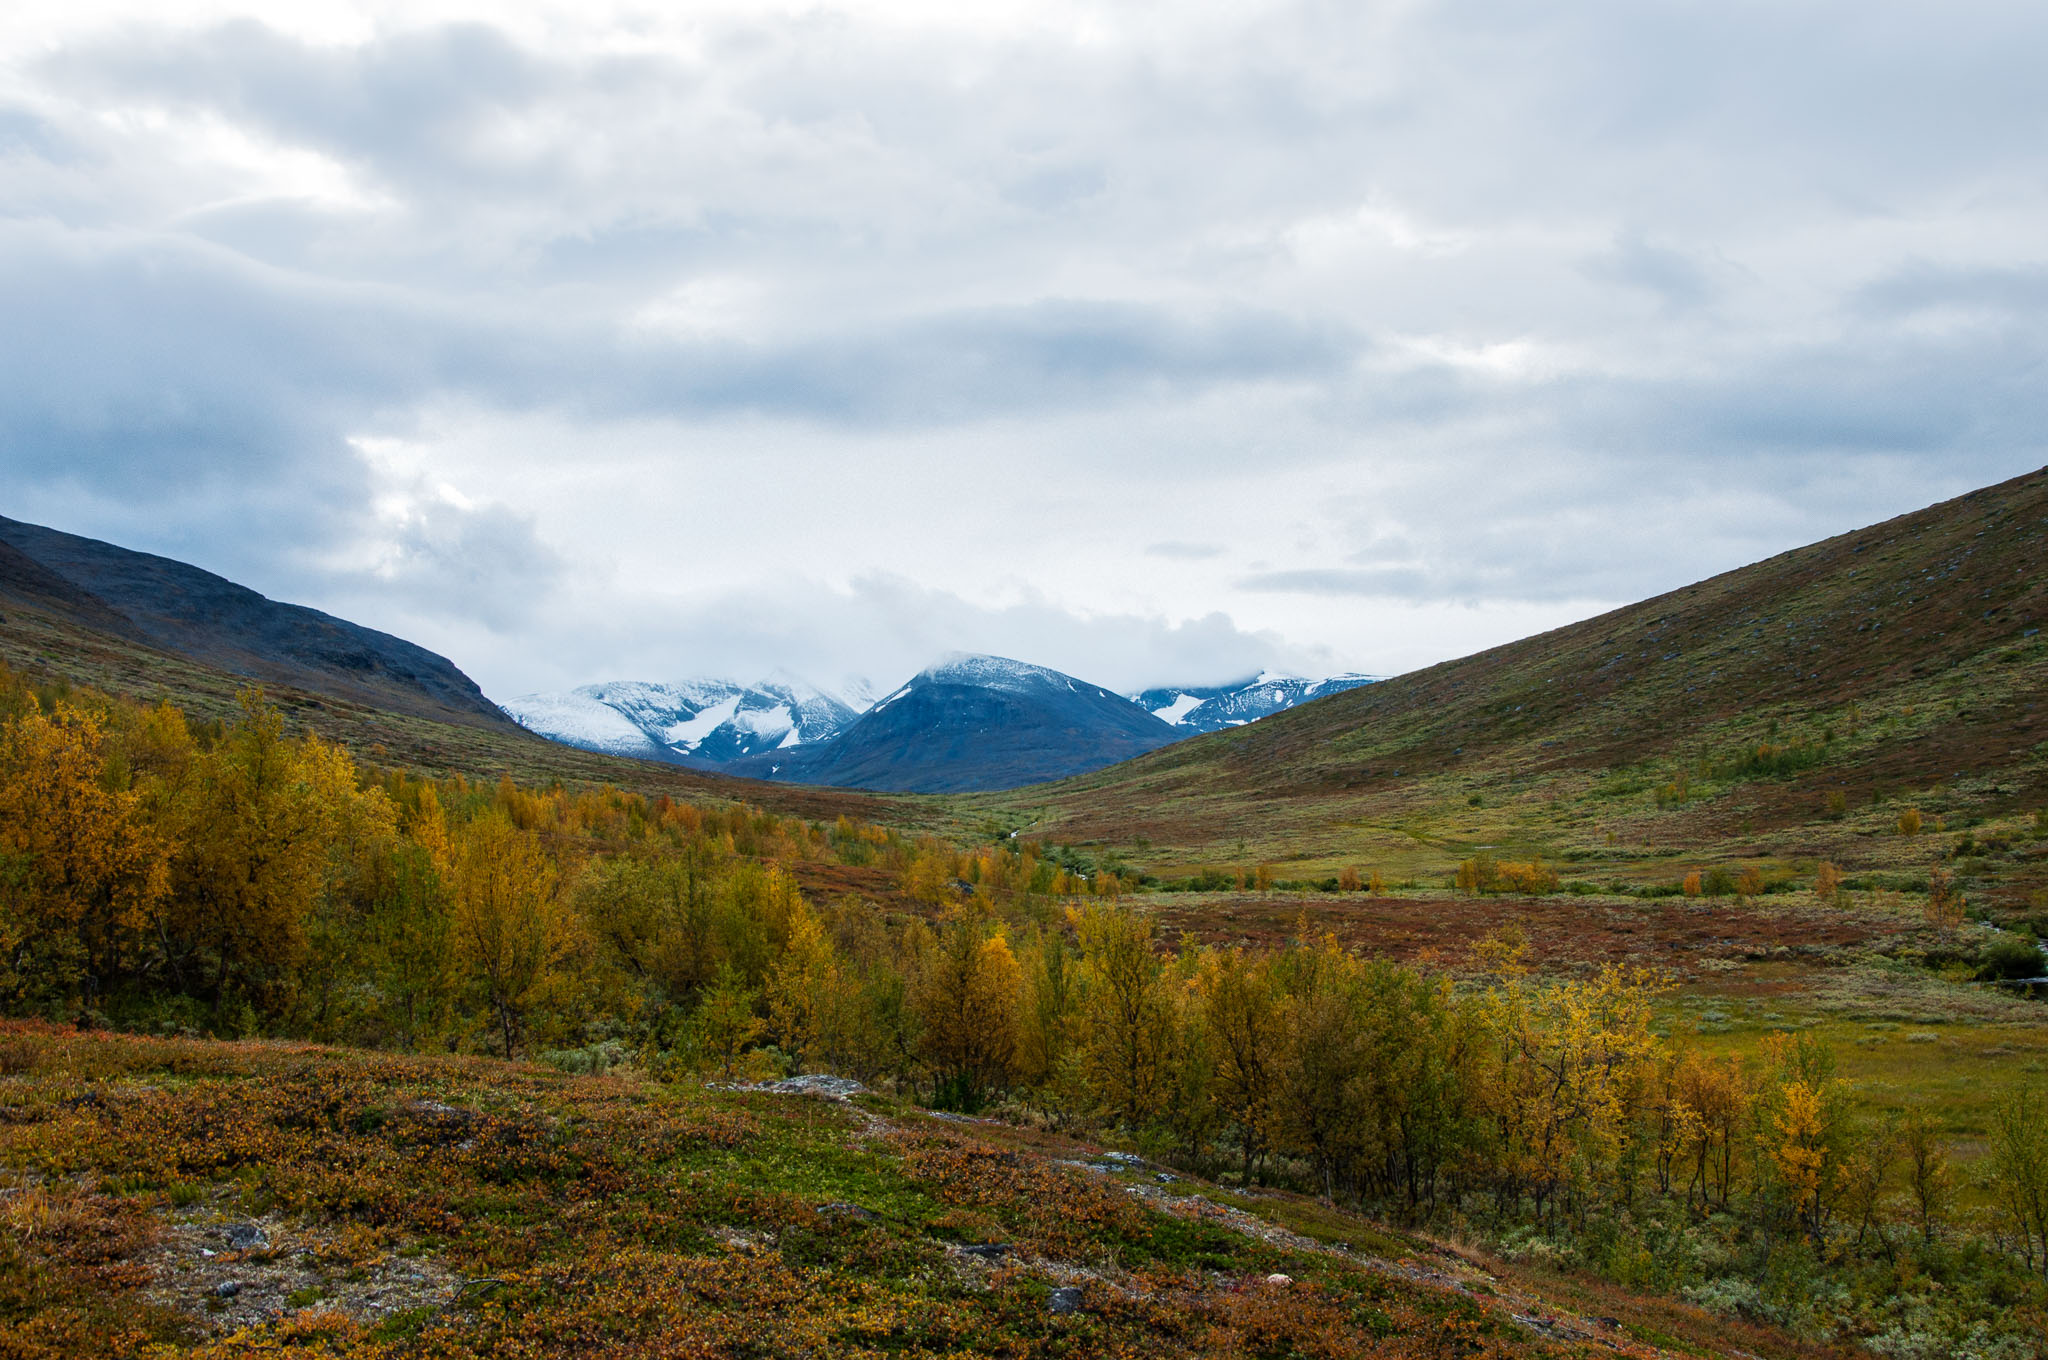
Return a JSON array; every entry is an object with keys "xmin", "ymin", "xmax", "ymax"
[
  {"xmin": 0, "ymin": 516, "xmax": 512, "ymax": 730},
  {"xmin": 973, "ymin": 468, "xmax": 2048, "ymax": 901}
]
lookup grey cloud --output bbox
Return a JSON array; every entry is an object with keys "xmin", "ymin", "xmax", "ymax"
[
  {"xmin": 357, "ymin": 498, "xmax": 564, "ymax": 634},
  {"xmin": 9, "ymin": 4, "xmax": 2048, "ymax": 693},
  {"xmin": 1856, "ymin": 263, "xmax": 2048, "ymax": 319},
  {"xmin": 618, "ymin": 301, "xmax": 1352, "ymax": 424},
  {"xmin": 0, "ymin": 227, "xmax": 399, "ymax": 499},
  {"xmin": 1238, "ymin": 568, "xmax": 1431, "ymax": 599},
  {"xmin": 0, "ymin": 107, "xmax": 78, "ymax": 164},
  {"xmin": 0, "ymin": 220, "xmax": 1346, "ymax": 528},
  {"xmin": 41, "ymin": 21, "xmax": 557, "ymax": 182},
  {"xmin": 1582, "ymin": 233, "xmax": 1721, "ymax": 311},
  {"xmin": 1655, "ymin": 334, "xmax": 2048, "ymax": 460}
]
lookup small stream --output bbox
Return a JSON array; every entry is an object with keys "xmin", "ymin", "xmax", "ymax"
[{"xmin": 1982, "ymin": 922, "xmax": 2048, "ymax": 989}]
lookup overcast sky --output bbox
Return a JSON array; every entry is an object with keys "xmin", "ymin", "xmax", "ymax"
[{"xmin": 3, "ymin": 1, "xmax": 2044, "ymax": 701}]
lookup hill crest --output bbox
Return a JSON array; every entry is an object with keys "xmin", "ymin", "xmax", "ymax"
[{"xmin": 0, "ymin": 515, "xmax": 510, "ymax": 728}]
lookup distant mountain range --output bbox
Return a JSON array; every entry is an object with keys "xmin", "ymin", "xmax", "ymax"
[
  {"xmin": 1131, "ymin": 672, "xmax": 1381, "ymax": 732},
  {"xmin": 498, "ymin": 676, "xmax": 875, "ymax": 768},
  {"xmin": 507, "ymin": 659, "xmax": 1380, "ymax": 792},
  {"xmin": 0, "ymin": 515, "xmax": 510, "ymax": 728},
  {"xmin": 721, "ymin": 654, "xmax": 1179, "ymax": 793}
]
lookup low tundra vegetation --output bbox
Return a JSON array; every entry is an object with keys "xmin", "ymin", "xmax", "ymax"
[
  {"xmin": 5, "ymin": 668, "xmax": 2048, "ymax": 1355},
  {"xmin": 0, "ymin": 1021, "xmax": 1679, "ymax": 1359}
]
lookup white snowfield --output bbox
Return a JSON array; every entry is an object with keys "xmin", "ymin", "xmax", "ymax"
[
  {"xmin": 1149, "ymin": 692, "xmax": 1206, "ymax": 725},
  {"xmin": 498, "ymin": 690, "xmax": 666, "ymax": 757}
]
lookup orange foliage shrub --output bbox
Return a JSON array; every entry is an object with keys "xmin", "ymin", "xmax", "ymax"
[{"xmin": 1492, "ymin": 860, "xmax": 1560, "ymax": 895}]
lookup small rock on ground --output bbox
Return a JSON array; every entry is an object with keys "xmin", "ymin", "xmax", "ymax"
[{"xmin": 761, "ymin": 1075, "xmax": 866, "ymax": 1098}]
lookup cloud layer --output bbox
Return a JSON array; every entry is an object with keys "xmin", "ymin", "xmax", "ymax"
[{"xmin": 2, "ymin": 1, "xmax": 2043, "ymax": 699}]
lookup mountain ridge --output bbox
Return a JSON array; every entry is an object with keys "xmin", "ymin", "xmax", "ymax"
[
  {"xmin": 1132, "ymin": 671, "xmax": 1381, "ymax": 732},
  {"xmin": 508, "ymin": 660, "xmax": 1382, "ymax": 782},
  {"xmin": 500, "ymin": 675, "xmax": 871, "ymax": 767},
  {"xmin": 0, "ymin": 516, "xmax": 510, "ymax": 729},
  {"xmin": 728, "ymin": 652, "xmax": 1181, "ymax": 793}
]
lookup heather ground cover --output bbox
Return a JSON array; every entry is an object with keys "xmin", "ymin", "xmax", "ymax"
[{"xmin": 0, "ymin": 1020, "xmax": 1837, "ymax": 1360}]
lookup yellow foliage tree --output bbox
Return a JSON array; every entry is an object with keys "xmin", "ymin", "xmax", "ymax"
[
  {"xmin": 1758, "ymin": 1032, "xmax": 1853, "ymax": 1237},
  {"xmin": 1455, "ymin": 853, "xmax": 1498, "ymax": 895},
  {"xmin": 164, "ymin": 694, "xmax": 389, "ymax": 1024},
  {"xmin": 1072, "ymin": 903, "xmax": 1175, "ymax": 1129},
  {"xmin": 914, "ymin": 915, "xmax": 1022, "ymax": 1107},
  {"xmin": 1479, "ymin": 960, "xmax": 1667, "ymax": 1226},
  {"xmin": 1198, "ymin": 947, "xmax": 1283, "ymax": 1183},
  {"xmin": 1658, "ymin": 1044, "xmax": 1750, "ymax": 1210},
  {"xmin": 1773, "ymin": 1080, "xmax": 1829, "ymax": 1228},
  {"xmin": 1495, "ymin": 860, "xmax": 1560, "ymax": 895},
  {"xmin": 905, "ymin": 843, "xmax": 960, "ymax": 906},
  {"xmin": 765, "ymin": 894, "xmax": 837, "ymax": 1073},
  {"xmin": 0, "ymin": 700, "xmax": 172, "ymax": 1006},
  {"xmin": 448, "ymin": 813, "xmax": 570, "ymax": 1057}
]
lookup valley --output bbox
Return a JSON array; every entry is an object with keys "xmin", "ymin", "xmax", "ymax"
[{"xmin": 1, "ymin": 469, "xmax": 2045, "ymax": 1358}]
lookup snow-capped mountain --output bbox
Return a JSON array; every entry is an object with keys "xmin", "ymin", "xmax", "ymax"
[
  {"xmin": 726, "ymin": 652, "xmax": 1180, "ymax": 793},
  {"xmin": 501, "ymin": 674, "xmax": 874, "ymax": 767},
  {"xmin": 505, "ymin": 656, "xmax": 1379, "ymax": 790},
  {"xmin": 1130, "ymin": 671, "xmax": 1381, "ymax": 733},
  {"xmin": 868, "ymin": 652, "xmax": 1133, "ymax": 712}
]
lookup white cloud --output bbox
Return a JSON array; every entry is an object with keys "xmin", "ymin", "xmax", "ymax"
[{"xmin": 2, "ymin": 0, "xmax": 2044, "ymax": 700}]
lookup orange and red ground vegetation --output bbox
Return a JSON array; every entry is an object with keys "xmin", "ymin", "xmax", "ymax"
[{"xmin": 0, "ymin": 1019, "xmax": 1766, "ymax": 1360}]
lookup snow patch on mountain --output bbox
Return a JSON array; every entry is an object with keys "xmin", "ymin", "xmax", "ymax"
[
  {"xmin": 505, "ymin": 674, "xmax": 869, "ymax": 765},
  {"xmin": 1149, "ymin": 692, "xmax": 1207, "ymax": 725},
  {"xmin": 499, "ymin": 690, "xmax": 669, "ymax": 758},
  {"xmin": 1131, "ymin": 671, "xmax": 1381, "ymax": 733},
  {"xmin": 920, "ymin": 652, "xmax": 1127, "ymax": 706},
  {"xmin": 663, "ymin": 694, "xmax": 744, "ymax": 749}
]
